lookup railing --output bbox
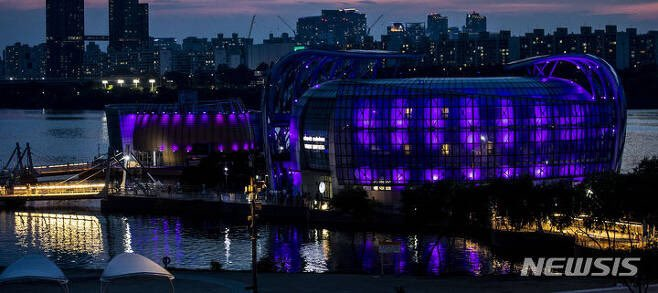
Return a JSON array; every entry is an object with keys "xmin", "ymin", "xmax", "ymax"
[{"xmin": 2, "ymin": 183, "xmax": 105, "ymax": 197}]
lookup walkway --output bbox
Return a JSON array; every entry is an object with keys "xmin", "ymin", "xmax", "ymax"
[{"xmin": 0, "ymin": 269, "xmax": 626, "ymax": 293}]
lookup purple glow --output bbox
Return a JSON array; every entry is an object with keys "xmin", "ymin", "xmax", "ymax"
[
  {"xmin": 355, "ymin": 106, "xmax": 374, "ymax": 128},
  {"xmin": 391, "ymin": 130, "xmax": 409, "ymax": 148},
  {"xmin": 426, "ymin": 242, "xmax": 444, "ymax": 276},
  {"xmin": 559, "ymin": 164, "xmax": 584, "ymax": 176},
  {"xmin": 355, "ymin": 167, "xmax": 373, "ymax": 184},
  {"xmin": 292, "ymin": 171, "xmax": 302, "ymax": 186},
  {"xmin": 497, "ymin": 129, "xmax": 514, "ymax": 144},
  {"xmin": 185, "ymin": 145, "xmax": 192, "ymax": 153},
  {"xmin": 425, "ymin": 131, "xmax": 443, "ymax": 146},
  {"xmin": 391, "ymin": 98, "xmax": 409, "ymax": 128},
  {"xmin": 160, "ymin": 114, "xmax": 170, "ymax": 126},
  {"xmin": 499, "ymin": 166, "xmax": 516, "ymax": 179},
  {"xmin": 534, "ymin": 165, "xmax": 548, "ymax": 178},
  {"xmin": 425, "ymin": 169, "xmax": 445, "ymax": 181},
  {"xmin": 497, "ymin": 99, "xmax": 514, "ymax": 127},
  {"xmin": 356, "ymin": 130, "xmax": 374, "ymax": 145},
  {"xmin": 464, "ymin": 168, "xmax": 481, "ymax": 181},
  {"xmin": 534, "ymin": 105, "xmax": 549, "ymax": 125},
  {"xmin": 231, "ymin": 143, "xmax": 239, "ymax": 151},
  {"xmin": 392, "ymin": 168, "xmax": 409, "ymax": 184},
  {"xmin": 119, "ymin": 114, "xmax": 137, "ymax": 149},
  {"xmin": 534, "ymin": 130, "xmax": 549, "ymax": 142},
  {"xmin": 217, "ymin": 144, "xmax": 224, "ymax": 152},
  {"xmin": 185, "ymin": 114, "xmax": 195, "ymax": 126},
  {"xmin": 466, "ymin": 246, "xmax": 482, "ymax": 276},
  {"xmin": 460, "ymin": 98, "xmax": 479, "ymax": 128},
  {"xmin": 215, "ymin": 114, "xmax": 224, "ymax": 124},
  {"xmin": 171, "ymin": 144, "xmax": 179, "ymax": 152},
  {"xmin": 424, "ymin": 98, "xmax": 445, "ymax": 128}
]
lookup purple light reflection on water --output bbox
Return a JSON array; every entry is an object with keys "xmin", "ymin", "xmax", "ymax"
[
  {"xmin": 271, "ymin": 227, "xmax": 303, "ymax": 273},
  {"xmin": 466, "ymin": 244, "xmax": 482, "ymax": 276},
  {"xmin": 426, "ymin": 242, "xmax": 444, "ymax": 276}
]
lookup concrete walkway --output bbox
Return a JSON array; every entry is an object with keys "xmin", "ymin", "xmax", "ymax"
[{"xmin": 0, "ymin": 269, "xmax": 630, "ymax": 293}]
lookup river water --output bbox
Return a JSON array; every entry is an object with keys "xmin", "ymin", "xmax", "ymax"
[{"xmin": 0, "ymin": 109, "xmax": 657, "ymax": 274}]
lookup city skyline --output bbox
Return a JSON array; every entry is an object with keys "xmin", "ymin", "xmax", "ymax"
[{"xmin": 1, "ymin": 0, "xmax": 658, "ymax": 49}]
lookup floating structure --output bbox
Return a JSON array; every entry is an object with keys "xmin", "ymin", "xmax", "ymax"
[
  {"xmin": 268, "ymin": 52, "xmax": 626, "ymax": 204},
  {"xmin": 106, "ymin": 97, "xmax": 257, "ymax": 167}
]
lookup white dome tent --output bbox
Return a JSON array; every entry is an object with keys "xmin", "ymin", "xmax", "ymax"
[
  {"xmin": 0, "ymin": 254, "xmax": 69, "ymax": 293},
  {"xmin": 100, "ymin": 253, "xmax": 174, "ymax": 293}
]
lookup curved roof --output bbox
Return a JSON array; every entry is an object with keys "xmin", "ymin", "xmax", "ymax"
[
  {"xmin": 302, "ymin": 76, "xmax": 592, "ymax": 101},
  {"xmin": 0, "ymin": 254, "xmax": 68, "ymax": 285},
  {"xmin": 101, "ymin": 253, "xmax": 174, "ymax": 282}
]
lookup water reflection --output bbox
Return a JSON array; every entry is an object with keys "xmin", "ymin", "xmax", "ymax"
[
  {"xmin": 13, "ymin": 212, "xmax": 104, "ymax": 254},
  {"xmin": 0, "ymin": 210, "xmax": 511, "ymax": 275}
]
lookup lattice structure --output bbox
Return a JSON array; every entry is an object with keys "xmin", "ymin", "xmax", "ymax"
[
  {"xmin": 262, "ymin": 49, "xmax": 417, "ymax": 194},
  {"xmin": 292, "ymin": 54, "xmax": 626, "ymax": 200}
]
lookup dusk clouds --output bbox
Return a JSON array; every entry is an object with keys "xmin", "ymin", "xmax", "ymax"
[{"xmin": 1, "ymin": 0, "xmax": 657, "ymax": 48}]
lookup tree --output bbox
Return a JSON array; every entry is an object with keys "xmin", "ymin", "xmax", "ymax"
[{"xmin": 330, "ymin": 186, "xmax": 376, "ymax": 219}]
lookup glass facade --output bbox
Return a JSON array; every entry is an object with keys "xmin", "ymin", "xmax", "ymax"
[{"xmin": 296, "ymin": 76, "xmax": 623, "ymax": 189}]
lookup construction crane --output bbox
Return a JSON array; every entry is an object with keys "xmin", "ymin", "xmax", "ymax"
[
  {"xmin": 247, "ymin": 15, "xmax": 256, "ymax": 39},
  {"xmin": 367, "ymin": 14, "xmax": 384, "ymax": 35},
  {"xmin": 277, "ymin": 15, "xmax": 296, "ymax": 36}
]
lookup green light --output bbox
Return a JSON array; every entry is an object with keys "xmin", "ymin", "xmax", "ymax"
[{"xmin": 293, "ymin": 46, "xmax": 306, "ymax": 51}]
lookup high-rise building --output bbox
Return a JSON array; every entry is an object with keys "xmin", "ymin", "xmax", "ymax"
[
  {"xmin": 296, "ymin": 9, "xmax": 367, "ymax": 49},
  {"xmin": 83, "ymin": 42, "xmax": 107, "ymax": 79},
  {"xmin": 404, "ymin": 23, "xmax": 429, "ymax": 54},
  {"xmin": 464, "ymin": 11, "xmax": 486, "ymax": 34},
  {"xmin": 248, "ymin": 33, "xmax": 296, "ymax": 69},
  {"xmin": 109, "ymin": 0, "xmax": 150, "ymax": 51},
  {"xmin": 382, "ymin": 23, "xmax": 406, "ymax": 52},
  {"xmin": 211, "ymin": 33, "xmax": 253, "ymax": 69},
  {"xmin": 427, "ymin": 13, "xmax": 448, "ymax": 42},
  {"xmin": 45, "ymin": 0, "xmax": 84, "ymax": 79},
  {"xmin": 4, "ymin": 43, "xmax": 46, "ymax": 80},
  {"xmin": 0, "ymin": 57, "xmax": 4, "ymax": 80}
]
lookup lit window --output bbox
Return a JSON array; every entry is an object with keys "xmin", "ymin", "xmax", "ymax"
[
  {"xmin": 441, "ymin": 107, "xmax": 450, "ymax": 119},
  {"xmin": 441, "ymin": 144, "xmax": 450, "ymax": 155}
]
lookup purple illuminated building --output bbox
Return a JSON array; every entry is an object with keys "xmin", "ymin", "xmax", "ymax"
[
  {"xmin": 106, "ymin": 98, "xmax": 257, "ymax": 166},
  {"xmin": 283, "ymin": 54, "xmax": 625, "ymax": 205}
]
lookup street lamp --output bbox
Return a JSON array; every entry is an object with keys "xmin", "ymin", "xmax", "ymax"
[
  {"xmin": 101, "ymin": 80, "xmax": 108, "ymax": 89},
  {"xmin": 117, "ymin": 79, "xmax": 125, "ymax": 87},
  {"xmin": 148, "ymin": 79, "xmax": 156, "ymax": 92},
  {"xmin": 224, "ymin": 166, "xmax": 229, "ymax": 187},
  {"xmin": 132, "ymin": 79, "xmax": 140, "ymax": 88}
]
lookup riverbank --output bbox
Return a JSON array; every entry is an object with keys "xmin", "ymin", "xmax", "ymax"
[{"xmin": 0, "ymin": 268, "xmax": 622, "ymax": 293}]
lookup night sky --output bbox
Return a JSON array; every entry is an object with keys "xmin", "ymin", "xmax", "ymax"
[{"xmin": 1, "ymin": 0, "xmax": 657, "ymax": 49}]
